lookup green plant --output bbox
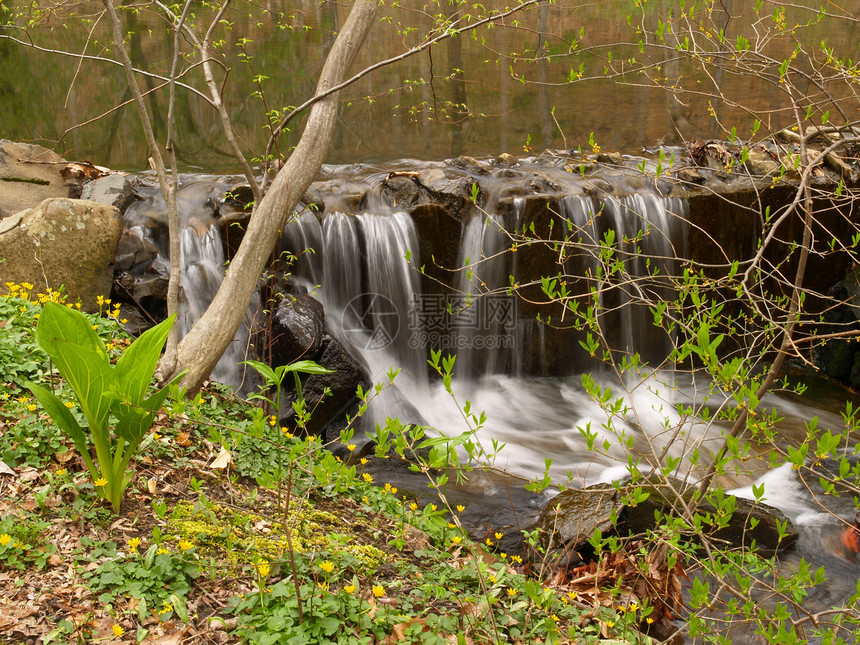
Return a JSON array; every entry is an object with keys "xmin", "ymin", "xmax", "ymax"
[
  {"xmin": 27, "ymin": 302, "xmax": 183, "ymax": 512},
  {"xmin": 0, "ymin": 515, "xmax": 59, "ymax": 570}
]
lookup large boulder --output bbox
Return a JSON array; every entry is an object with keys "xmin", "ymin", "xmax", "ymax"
[
  {"xmin": 0, "ymin": 198, "xmax": 122, "ymax": 311},
  {"xmin": 0, "ymin": 140, "xmax": 76, "ymax": 218},
  {"xmin": 270, "ymin": 295, "xmax": 326, "ymax": 366}
]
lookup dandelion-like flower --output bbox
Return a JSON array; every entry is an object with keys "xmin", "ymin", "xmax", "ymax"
[
  {"xmin": 347, "ymin": 444, "xmax": 356, "ymax": 452},
  {"xmin": 343, "ymin": 584, "xmax": 356, "ymax": 594},
  {"xmin": 500, "ymin": 552, "xmax": 507, "ymax": 559},
  {"xmin": 372, "ymin": 584, "xmax": 385, "ymax": 598},
  {"xmin": 127, "ymin": 537, "xmax": 141, "ymax": 552},
  {"xmin": 360, "ymin": 458, "xmax": 368, "ymax": 465},
  {"xmin": 112, "ymin": 624, "xmax": 125, "ymax": 637},
  {"xmin": 362, "ymin": 473, "xmax": 373, "ymax": 483},
  {"xmin": 26, "ymin": 404, "xmax": 37, "ymax": 412},
  {"xmin": 506, "ymin": 588, "xmax": 517, "ymax": 597},
  {"xmin": 257, "ymin": 561, "xmax": 271, "ymax": 577},
  {"xmin": 319, "ymin": 560, "xmax": 334, "ymax": 574},
  {"xmin": 55, "ymin": 468, "xmax": 67, "ymax": 477},
  {"xmin": 0, "ymin": 534, "xmax": 13, "ymax": 547},
  {"xmin": 178, "ymin": 539, "xmax": 194, "ymax": 551},
  {"xmin": 409, "ymin": 502, "xmax": 418, "ymax": 512},
  {"xmin": 94, "ymin": 477, "xmax": 108, "ymax": 487},
  {"xmin": 63, "ymin": 401, "xmax": 74, "ymax": 409},
  {"xmin": 451, "ymin": 536, "xmax": 462, "ymax": 545},
  {"xmin": 456, "ymin": 505, "xmax": 465, "ymax": 512}
]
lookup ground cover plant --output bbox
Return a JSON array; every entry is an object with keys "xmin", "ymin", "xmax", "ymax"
[{"xmin": 0, "ymin": 286, "xmax": 643, "ymax": 644}]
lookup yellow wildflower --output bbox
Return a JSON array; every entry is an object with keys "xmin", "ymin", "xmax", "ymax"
[
  {"xmin": 506, "ymin": 588, "xmax": 517, "ymax": 597},
  {"xmin": 347, "ymin": 444, "xmax": 356, "ymax": 452},
  {"xmin": 0, "ymin": 534, "xmax": 13, "ymax": 547},
  {"xmin": 55, "ymin": 468, "xmax": 67, "ymax": 477},
  {"xmin": 178, "ymin": 539, "xmax": 194, "ymax": 551},
  {"xmin": 409, "ymin": 503, "xmax": 418, "ymax": 511},
  {"xmin": 112, "ymin": 624, "xmax": 125, "ymax": 637},
  {"xmin": 494, "ymin": 532, "xmax": 503, "ymax": 540},
  {"xmin": 362, "ymin": 473, "xmax": 373, "ymax": 483},
  {"xmin": 360, "ymin": 458, "xmax": 368, "ymax": 465},
  {"xmin": 257, "ymin": 561, "xmax": 271, "ymax": 577},
  {"xmin": 26, "ymin": 404, "xmax": 37, "ymax": 412},
  {"xmin": 94, "ymin": 477, "xmax": 108, "ymax": 487},
  {"xmin": 128, "ymin": 537, "xmax": 141, "ymax": 552},
  {"xmin": 456, "ymin": 505, "xmax": 465, "ymax": 512},
  {"xmin": 319, "ymin": 560, "xmax": 334, "ymax": 574},
  {"xmin": 451, "ymin": 536, "xmax": 462, "ymax": 544},
  {"xmin": 64, "ymin": 401, "xmax": 74, "ymax": 409},
  {"xmin": 343, "ymin": 584, "xmax": 356, "ymax": 594},
  {"xmin": 372, "ymin": 584, "xmax": 385, "ymax": 598}
]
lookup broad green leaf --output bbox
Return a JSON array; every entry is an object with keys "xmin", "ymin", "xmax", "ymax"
[
  {"xmin": 49, "ymin": 338, "xmax": 114, "ymax": 435},
  {"xmin": 26, "ymin": 381, "xmax": 97, "ymax": 477},
  {"xmin": 283, "ymin": 359, "xmax": 334, "ymax": 375},
  {"xmin": 114, "ymin": 314, "xmax": 175, "ymax": 405},
  {"xmin": 35, "ymin": 301, "xmax": 107, "ymax": 364},
  {"xmin": 241, "ymin": 359, "xmax": 278, "ymax": 385}
]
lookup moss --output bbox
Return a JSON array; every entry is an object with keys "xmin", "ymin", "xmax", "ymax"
[{"xmin": 166, "ymin": 500, "xmax": 386, "ymax": 570}]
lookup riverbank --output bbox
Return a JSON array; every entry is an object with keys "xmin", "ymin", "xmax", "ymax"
[{"xmin": 0, "ymin": 287, "xmax": 647, "ymax": 644}]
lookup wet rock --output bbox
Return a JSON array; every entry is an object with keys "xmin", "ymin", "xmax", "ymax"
[
  {"xmin": 0, "ymin": 197, "xmax": 121, "ymax": 311},
  {"xmin": 537, "ymin": 485, "xmax": 623, "ymax": 550},
  {"xmin": 812, "ymin": 268, "xmax": 860, "ymax": 388},
  {"xmin": 0, "ymin": 140, "xmax": 76, "ymax": 219},
  {"xmin": 382, "ymin": 174, "xmax": 422, "ymax": 208},
  {"xmin": 114, "ymin": 230, "xmax": 159, "ymax": 273},
  {"xmin": 131, "ymin": 274, "xmax": 169, "ymax": 302},
  {"xmin": 621, "ymin": 478, "xmax": 798, "ymax": 557},
  {"xmin": 495, "ymin": 153, "xmax": 518, "ymax": 166},
  {"xmin": 450, "ymin": 155, "xmax": 489, "ymax": 175},
  {"xmin": 418, "ymin": 168, "xmax": 471, "ymax": 211},
  {"xmin": 675, "ymin": 166, "xmax": 706, "ymax": 184},
  {"xmin": 81, "ymin": 173, "xmax": 134, "ymax": 211},
  {"xmin": 270, "ymin": 295, "xmax": 326, "ymax": 366},
  {"xmin": 285, "ymin": 334, "xmax": 371, "ymax": 438}
]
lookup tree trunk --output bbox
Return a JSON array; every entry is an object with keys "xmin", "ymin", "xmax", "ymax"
[{"xmin": 162, "ymin": 0, "xmax": 378, "ymax": 392}]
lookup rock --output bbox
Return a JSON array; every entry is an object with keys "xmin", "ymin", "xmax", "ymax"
[
  {"xmin": 270, "ymin": 295, "xmax": 326, "ymax": 366},
  {"xmin": 114, "ymin": 230, "xmax": 159, "ymax": 273},
  {"xmin": 0, "ymin": 198, "xmax": 122, "ymax": 311},
  {"xmin": 675, "ymin": 166, "xmax": 706, "ymax": 184},
  {"xmin": 417, "ymin": 168, "xmax": 470, "ymax": 211},
  {"xmin": 449, "ymin": 155, "xmax": 489, "ymax": 175},
  {"xmin": 744, "ymin": 149, "xmax": 781, "ymax": 176},
  {"xmin": 282, "ymin": 334, "xmax": 370, "ymax": 438},
  {"xmin": 495, "ymin": 153, "xmax": 517, "ymax": 166},
  {"xmin": 596, "ymin": 152, "xmax": 623, "ymax": 166},
  {"xmin": 0, "ymin": 140, "xmax": 76, "ymax": 219},
  {"xmin": 812, "ymin": 268, "xmax": 860, "ymax": 387},
  {"xmin": 537, "ymin": 484, "xmax": 623, "ymax": 550},
  {"xmin": 621, "ymin": 478, "xmax": 798, "ymax": 557},
  {"xmin": 382, "ymin": 174, "xmax": 422, "ymax": 208},
  {"xmin": 80, "ymin": 173, "xmax": 134, "ymax": 211}
]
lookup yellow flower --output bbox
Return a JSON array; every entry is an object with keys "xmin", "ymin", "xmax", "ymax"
[
  {"xmin": 451, "ymin": 536, "xmax": 462, "ymax": 544},
  {"xmin": 447, "ymin": 523, "xmax": 455, "ymax": 529},
  {"xmin": 97, "ymin": 295, "xmax": 104, "ymax": 305},
  {"xmin": 317, "ymin": 581, "xmax": 329, "ymax": 591},
  {"xmin": 500, "ymin": 553, "xmax": 507, "ymax": 559},
  {"xmin": 630, "ymin": 602, "xmax": 639, "ymax": 612},
  {"xmin": 55, "ymin": 468, "xmax": 67, "ymax": 477},
  {"xmin": 128, "ymin": 537, "xmax": 141, "ymax": 552},
  {"xmin": 511, "ymin": 555, "xmax": 522, "ymax": 564},
  {"xmin": 506, "ymin": 588, "xmax": 517, "ymax": 597},
  {"xmin": 409, "ymin": 503, "xmax": 418, "ymax": 511},
  {"xmin": 257, "ymin": 560, "xmax": 271, "ymax": 577},
  {"xmin": 269, "ymin": 415, "xmax": 277, "ymax": 426},
  {"xmin": 456, "ymin": 505, "xmax": 465, "ymax": 512},
  {"xmin": 383, "ymin": 483, "xmax": 393, "ymax": 493},
  {"xmin": 343, "ymin": 584, "xmax": 356, "ymax": 594},
  {"xmin": 494, "ymin": 532, "xmax": 503, "ymax": 540},
  {"xmin": 319, "ymin": 560, "xmax": 334, "ymax": 574},
  {"xmin": 430, "ymin": 505, "xmax": 437, "ymax": 511},
  {"xmin": 281, "ymin": 427, "xmax": 293, "ymax": 438},
  {"xmin": 390, "ymin": 487, "xmax": 398, "ymax": 494},
  {"xmin": 94, "ymin": 477, "xmax": 108, "ymax": 487},
  {"xmin": 21, "ymin": 282, "xmax": 33, "ymax": 290},
  {"xmin": 178, "ymin": 539, "xmax": 194, "ymax": 551},
  {"xmin": 112, "ymin": 624, "xmax": 125, "ymax": 637},
  {"xmin": 488, "ymin": 574, "xmax": 496, "ymax": 583},
  {"xmin": 360, "ymin": 458, "xmax": 368, "ymax": 465},
  {"xmin": 568, "ymin": 591, "xmax": 578, "ymax": 600},
  {"xmin": 372, "ymin": 584, "xmax": 385, "ymax": 598},
  {"xmin": 362, "ymin": 473, "xmax": 373, "ymax": 483},
  {"xmin": 485, "ymin": 538, "xmax": 494, "ymax": 546},
  {"xmin": 157, "ymin": 547, "xmax": 169, "ymax": 555},
  {"xmin": 551, "ymin": 614, "xmax": 560, "ymax": 622},
  {"xmin": 159, "ymin": 602, "xmax": 173, "ymax": 615},
  {"xmin": 646, "ymin": 617, "xmax": 655, "ymax": 625},
  {"xmin": 347, "ymin": 444, "xmax": 356, "ymax": 451},
  {"xmin": 26, "ymin": 404, "xmax": 37, "ymax": 412},
  {"xmin": 605, "ymin": 620, "xmax": 615, "ymax": 628},
  {"xmin": 0, "ymin": 534, "xmax": 13, "ymax": 547}
]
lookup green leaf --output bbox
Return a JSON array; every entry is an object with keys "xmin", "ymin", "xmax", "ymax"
[
  {"xmin": 49, "ymin": 338, "xmax": 115, "ymax": 435},
  {"xmin": 114, "ymin": 314, "xmax": 175, "ymax": 405},
  {"xmin": 26, "ymin": 381, "xmax": 97, "ymax": 477},
  {"xmin": 35, "ymin": 301, "xmax": 107, "ymax": 364},
  {"xmin": 283, "ymin": 359, "xmax": 334, "ymax": 375}
]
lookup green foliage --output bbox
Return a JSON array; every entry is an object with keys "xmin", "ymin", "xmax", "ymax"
[
  {"xmin": 0, "ymin": 515, "xmax": 59, "ymax": 570},
  {"xmin": 80, "ymin": 536, "xmax": 200, "ymax": 619},
  {"xmin": 27, "ymin": 302, "xmax": 183, "ymax": 512}
]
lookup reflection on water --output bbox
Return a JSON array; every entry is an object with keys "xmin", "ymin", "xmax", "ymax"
[{"xmin": 0, "ymin": 0, "xmax": 853, "ymax": 170}]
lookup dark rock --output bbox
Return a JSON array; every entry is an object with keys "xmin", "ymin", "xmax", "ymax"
[
  {"xmin": 621, "ymin": 478, "xmax": 798, "ymax": 557},
  {"xmin": 132, "ymin": 274, "xmax": 169, "ymax": 301},
  {"xmin": 813, "ymin": 268, "xmax": 860, "ymax": 387},
  {"xmin": 115, "ymin": 230, "xmax": 159, "ymax": 273},
  {"xmin": 675, "ymin": 166, "xmax": 706, "ymax": 184},
  {"xmin": 284, "ymin": 334, "xmax": 371, "ymax": 438},
  {"xmin": 418, "ymin": 168, "xmax": 471, "ymax": 211},
  {"xmin": 382, "ymin": 174, "xmax": 422, "ymax": 208},
  {"xmin": 270, "ymin": 295, "xmax": 326, "ymax": 366},
  {"xmin": 495, "ymin": 153, "xmax": 517, "ymax": 166}
]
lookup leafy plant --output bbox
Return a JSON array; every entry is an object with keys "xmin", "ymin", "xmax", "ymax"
[
  {"xmin": 0, "ymin": 515, "xmax": 59, "ymax": 571},
  {"xmin": 27, "ymin": 302, "xmax": 183, "ymax": 512}
]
